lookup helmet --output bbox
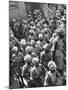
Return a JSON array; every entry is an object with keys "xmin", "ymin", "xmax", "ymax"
[
  {"xmin": 20, "ymin": 39, "xmax": 26, "ymax": 46},
  {"xmin": 12, "ymin": 53, "xmax": 16, "ymax": 58},
  {"xmin": 30, "ymin": 21, "xmax": 34, "ymax": 25},
  {"xmin": 30, "ymin": 40, "xmax": 35, "ymax": 46},
  {"xmin": 38, "ymin": 34, "xmax": 43, "ymax": 40},
  {"xmin": 48, "ymin": 61, "xmax": 57, "ymax": 70},
  {"xmin": 32, "ymin": 52, "xmax": 37, "ymax": 57},
  {"xmin": 25, "ymin": 46, "xmax": 33, "ymax": 54},
  {"xmin": 12, "ymin": 46, "xmax": 18, "ymax": 52},
  {"xmin": 12, "ymin": 54, "xmax": 16, "ymax": 62},
  {"xmin": 24, "ymin": 54, "xmax": 32, "ymax": 63},
  {"xmin": 56, "ymin": 28, "xmax": 65, "ymax": 36},
  {"xmin": 32, "ymin": 26, "xmax": 36, "ymax": 30},
  {"xmin": 42, "ymin": 19, "xmax": 45, "ymax": 23},
  {"xmin": 29, "ymin": 30, "xmax": 35, "ymax": 35},
  {"xmin": 18, "ymin": 52, "xmax": 23, "ymax": 57},
  {"xmin": 32, "ymin": 57, "xmax": 39, "ymax": 65},
  {"xmin": 36, "ymin": 40, "xmax": 41, "ymax": 46},
  {"xmin": 52, "ymin": 33, "xmax": 57, "ymax": 37}
]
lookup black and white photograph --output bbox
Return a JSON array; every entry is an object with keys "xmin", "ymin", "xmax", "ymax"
[{"xmin": 9, "ymin": 1, "xmax": 66, "ymax": 89}]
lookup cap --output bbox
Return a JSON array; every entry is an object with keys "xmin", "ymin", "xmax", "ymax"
[
  {"xmin": 32, "ymin": 57, "xmax": 39, "ymax": 65},
  {"xmin": 12, "ymin": 46, "xmax": 18, "ymax": 52},
  {"xmin": 38, "ymin": 34, "xmax": 43, "ymax": 40},
  {"xmin": 20, "ymin": 39, "xmax": 26, "ymax": 46},
  {"xmin": 24, "ymin": 54, "xmax": 32, "ymax": 63},
  {"xmin": 25, "ymin": 46, "xmax": 33, "ymax": 54},
  {"xmin": 48, "ymin": 61, "xmax": 57, "ymax": 70}
]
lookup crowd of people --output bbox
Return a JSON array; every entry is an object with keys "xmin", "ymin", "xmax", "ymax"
[{"xmin": 9, "ymin": 4, "xmax": 66, "ymax": 88}]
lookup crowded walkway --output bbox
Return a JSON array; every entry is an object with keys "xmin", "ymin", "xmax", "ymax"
[{"xmin": 9, "ymin": 4, "xmax": 66, "ymax": 88}]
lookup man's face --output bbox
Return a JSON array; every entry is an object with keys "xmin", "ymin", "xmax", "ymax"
[{"xmin": 50, "ymin": 65, "xmax": 56, "ymax": 73}]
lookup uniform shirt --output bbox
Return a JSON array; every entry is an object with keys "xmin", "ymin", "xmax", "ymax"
[
  {"xmin": 30, "ymin": 64, "xmax": 43, "ymax": 80},
  {"xmin": 44, "ymin": 70, "xmax": 63, "ymax": 86},
  {"xmin": 44, "ymin": 71, "xmax": 57, "ymax": 86},
  {"xmin": 22, "ymin": 63, "xmax": 31, "ymax": 79},
  {"xmin": 41, "ymin": 51, "xmax": 51, "ymax": 67}
]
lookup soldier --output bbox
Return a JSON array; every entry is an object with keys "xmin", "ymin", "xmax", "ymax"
[
  {"xmin": 12, "ymin": 46, "xmax": 18, "ymax": 55},
  {"xmin": 38, "ymin": 33, "xmax": 43, "ymax": 42},
  {"xmin": 25, "ymin": 46, "xmax": 33, "ymax": 55},
  {"xmin": 30, "ymin": 57, "xmax": 45, "ymax": 87},
  {"xmin": 34, "ymin": 41, "xmax": 42, "ymax": 60},
  {"xmin": 21, "ymin": 54, "xmax": 32, "ymax": 87},
  {"xmin": 19, "ymin": 39, "xmax": 26, "ymax": 51},
  {"xmin": 27, "ymin": 30, "xmax": 35, "ymax": 42},
  {"xmin": 44, "ymin": 61, "xmax": 63, "ymax": 86},
  {"xmin": 30, "ymin": 39, "xmax": 35, "ymax": 48},
  {"xmin": 54, "ymin": 28, "xmax": 65, "ymax": 76},
  {"xmin": 40, "ymin": 44, "xmax": 51, "ymax": 69}
]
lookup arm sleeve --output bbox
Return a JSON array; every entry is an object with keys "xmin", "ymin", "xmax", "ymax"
[{"xmin": 44, "ymin": 74, "xmax": 50, "ymax": 86}]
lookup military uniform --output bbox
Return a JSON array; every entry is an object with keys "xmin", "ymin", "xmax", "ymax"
[
  {"xmin": 55, "ymin": 38, "xmax": 65, "ymax": 76},
  {"xmin": 41, "ymin": 51, "xmax": 51, "ymax": 68},
  {"xmin": 21, "ymin": 54, "xmax": 32, "ymax": 87},
  {"xmin": 30, "ymin": 64, "xmax": 45, "ymax": 87},
  {"xmin": 44, "ymin": 70, "xmax": 63, "ymax": 86},
  {"xmin": 21, "ymin": 63, "xmax": 31, "ymax": 87}
]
